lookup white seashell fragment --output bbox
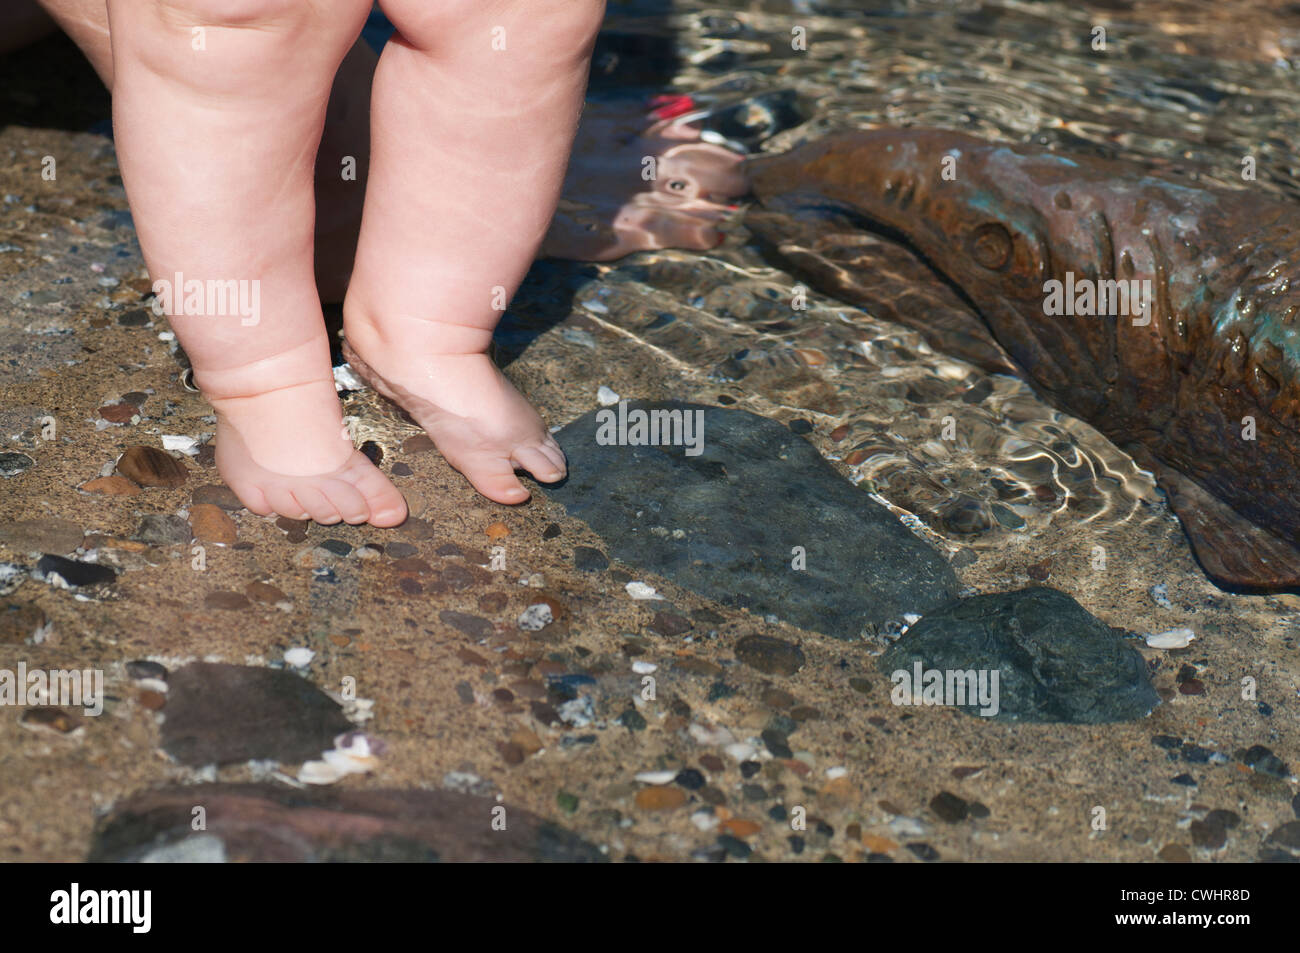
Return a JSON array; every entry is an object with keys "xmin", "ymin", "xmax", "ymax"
[
  {"xmin": 597, "ymin": 386, "xmax": 620, "ymax": 406},
  {"xmin": 631, "ymin": 661, "xmax": 658, "ymax": 674},
  {"xmin": 297, "ymin": 760, "xmax": 345, "ymax": 785},
  {"xmin": 625, "ymin": 581, "xmax": 663, "ymax": 600},
  {"xmin": 332, "ymin": 363, "xmax": 367, "ymax": 391},
  {"xmin": 284, "ymin": 647, "xmax": 315, "ymax": 668},
  {"xmin": 687, "ymin": 723, "xmax": 734, "ymax": 746},
  {"xmin": 634, "ymin": 770, "xmax": 678, "ymax": 785},
  {"xmin": 1145, "ymin": 627, "xmax": 1195, "ymax": 649},
  {"xmin": 160, "ymin": 434, "xmax": 198, "ymax": 454}
]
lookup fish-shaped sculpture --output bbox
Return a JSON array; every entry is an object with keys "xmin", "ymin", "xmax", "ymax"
[{"xmin": 746, "ymin": 128, "xmax": 1300, "ymax": 591}]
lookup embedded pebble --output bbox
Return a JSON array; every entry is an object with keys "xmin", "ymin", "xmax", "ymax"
[
  {"xmin": 0, "ymin": 602, "xmax": 47, "ymax": 644},
  {"xmin": 1149, "ymin": 583, "xmax": 1173, "ymax": 609},
  {"xmin": 160, "ymin": 435, "xmax": 199, "ymax": 455},
  {"xmin": 735, "ymin": 634, "xmax": 806, "ymax": 676},
  {"xmin": 635, "ymin": 786, "xmax": 687, "ymax": 811},
  {"xmin": 35, "ymin": 555, "xmax": 116, "ymax": 588},
  {"xmin": 0, "ymin": 518, "xmax": 85, "ymax": 554},
  {"xmin": 635, "ymin": 770, "xmax": 678, "ymax": 785},
  {"xmin": 133, "ymin": 514, "xmax": 192, "ymax": 546},
  {"xmin": 1146, "ymin": 627, "xmax": 1195, "ymax": 649},
  {"xmin": 81, "ymin": 475, "xmax": 140, "ymax": 496},
  {"xmin": 284, "ymin": 648, "xmax": 315, "ymax": 668},
  {"xmin": 518, "ymin": 603, "xmax": 554, "ymax": 631},
  {"xmin": 597, "ymin": 386, "xmax": 620, "ymax": 406},
  {"xmin": 573, "ymin": 547, "xmax": 609, "ymax": 572},
  {"xmin": 0, "ymin": 453, "xmax": 34, "ymax": 477},
  {"xmin": 191, "ymin": 484, "xmax": 242, "ymax": 510},
  {"xmin": 631, "ymin": 661, "xmax": 657, "ymax": 674},
  {"xmin": 625, "ymin": 581, "xmax": 663, "ymax": 600},
  {"xmin": 189, "ymin": 504, "xmax": 237, "ymax": 545},
  {"xmin": 116, "ymin": 445, "xmax": 188, "ymax": 488}
]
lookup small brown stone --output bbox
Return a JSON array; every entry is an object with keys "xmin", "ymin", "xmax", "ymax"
[
  {"xmin": 761, "ymin": 687, "xmax": 797, "ymax": 710},
  {"xmin": 245, "ymin": 581, "xmax": 288, "ymax": 605},
  {"xmin": 829, "ymin": 424, "xmax": 850, "ymax": 442},
  {"xmin": 635, "ymin": 786, "xmax": 687, "ymax": 811},
  {"xmin": 510, "ymin": 728, "xmax": 543, "ymax": 755},
  {"xmin": 204, "ymin": 591, "xmax": 251, "ymax": 610},
  {"xmin": 673, "ymin": 656, "xmax": 724, "ymax": 678},
  {"xmin": 329, "ymin": 634, "xmax": 351, "ymax": 648},
  {"xmin": 399, "ymin": 517, "xmax": 438, "ymax": 541},
  {"xmin": 116, "ymin": 445, "xmax": 188, "ymax": 488},
  {"xmin": 390, "ymin": 556, "xmax": 433, "ymax": 574},
  {"xmin": 699, "ymin": 754, "xmax": 725, "ymax": 774},
  {"xmin": 0, "ymin": 518, "xmax": 85, "ymax": 554},
  {"xmin": 509, "ymin": 679, "xmax": 546, "ymax": 700},
  {"xmin": 456, "ymin": 648, "xmax": 489, "ymax": 667},
  {"xmin": 498, "ymin": 741, "xmax": 525, "ymax": 765},
  {"xmin": 1179, "ymin": 679, "xmax": 1206, "ymax": 696},
  {"xmin": 478, "ymin": 591, "xmax": 508, "ymax": 613},
  {"xmin": 0, "ymin": 603, "xmax": 46, "ymax": 644},
  {"xmin": 81, "ymin": 475, "xmax": 140, "ymax": 496},
  {"xmin": 275, "ymin": 517, "xmax": 309, "ymax": 542},
  {"xmin": 189, "ymin": 504, "xmax": 237, "ymax": 545},
  {"xmin": 21, "ymin": 707, "xmax": 80, "ymax": 734},
  {"xmin": 721, "ymin": 818, "xmax": 761, "ymax": 838},
  {"xmin": 1157, "ymin": 843, "xmax": 1192, "ymax": 863},
  {"xmin": 98, "ymin": 403, "xmax": 137, "ymax": 423},
  {"xmin": 191, "ymin": 484, "xmax": 243, "ymax": 510},
  {"xmin": 862, "ymin": 834, "xmax": 898, "ymax": 853},
  {"xmin": 485, "ymin": 522, "xmax": 510, "ymax": 540},
  {"xmin": 137, "ymin": 689, "xmax": 166, "ymax": 711},
  {"xmin": 402, "ymin": 434, "xmax": 436, "ymax": 454},
  {"xmin": 735, "ymin": 634, "xmax": 805, "ymax": 676},
  {"xmin": 649, "ymin": 611, "xmax": 691, "ymax": 637}
]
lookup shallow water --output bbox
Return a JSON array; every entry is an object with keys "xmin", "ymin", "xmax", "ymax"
[{"xmin": 530, "ymin": 0, "xmax": 1300, "ymax": 585}]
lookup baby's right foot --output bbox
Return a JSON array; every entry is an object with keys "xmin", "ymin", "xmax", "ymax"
[{"xmin": 201, "ymin": 354, "xmax": 407, "ymax": 527}]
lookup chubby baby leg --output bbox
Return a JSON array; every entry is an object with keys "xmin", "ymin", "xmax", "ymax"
[{"xmin": 107, "ymin": 0, "xmax": 405, "ymax": 525}]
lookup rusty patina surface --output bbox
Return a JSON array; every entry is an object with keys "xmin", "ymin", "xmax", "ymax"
[{"xmin": 748, "ymin": 128, "xmax": 1300, "ymax": 591}]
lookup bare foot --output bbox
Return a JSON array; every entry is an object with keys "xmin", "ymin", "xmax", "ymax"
[
  {"xmin": 341, "ymin": 333, "xmax": 565, "ymax": 505},
  {"xmin": 541, "ymin": 95, "xmax": 750, "ymax": 261},
  {"xmin": 202, "ymin": 362, "xmax": 408, "ymax": 527},
  {"xmin": 106, "ymin": 0, "xmax": 404, "ymax": 527}
]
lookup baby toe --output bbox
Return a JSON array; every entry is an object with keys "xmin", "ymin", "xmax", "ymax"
[
  {"xmin": 514, "ymin": 445, "xmax": 564, "ymax": 483},
  {"xmin": 321, "ymin": 478, "xmax": 370, "ymax": 524},
  {"xmin": 345, "ymin": 456, "xmax": 408, "ymax": 526},
  {"xmin": 294, "ymin": 486, "xmax": 342, "ymax": 525},
  {"xmin": 460, "ymin": 454, "xmax": 531, "ymax": 504},
  {"xmin": 266, "ymin": 486, "xmax": 309, "ymax": 521}
]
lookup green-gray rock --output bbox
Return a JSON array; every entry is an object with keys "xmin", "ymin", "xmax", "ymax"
[
  {"xmin": 878, "ymin": 587, "xmax": 1159, "ymax": 723},
  {"xmin": 548, "ymin": 401, "xmax": 958, "ymax": 640}
]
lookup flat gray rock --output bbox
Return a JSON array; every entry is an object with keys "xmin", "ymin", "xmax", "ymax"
[
  {"xmin": 878, "ymin": 587, "xmax": 1159, "ymax": 723},
  {"xmin": 160, "ymin": 662, "xmax": 353, "ymax": 766},
  {"xmin": 548, "ymin": 401, "xmax": 958, "ymax": 639}
]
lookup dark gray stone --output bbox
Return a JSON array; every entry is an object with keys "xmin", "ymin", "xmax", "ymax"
[
  {"xmin": 160, "ymin": 662, "xmax": 353, "ymax": 765},
  {"xmin": 547, "ymin": 402, "xmax": 958, "ymax": 639},
  {"xmin": 34, "ymin": 554, "xmax": 116, "ymax": 587},
  {"xmin": 0, "ymin": 452, "xmax": 34, "ymax": 477},
  {"xmin": 88, "ymin": 783, "xmax": 605, "ymax": 863},
  {"xmin": 133, "ymin": 514, "xmax": 192, "ymax": 546},
  {"xmin": 878, "ymin": 588, "xmax": 1159, "ymax": 724}
]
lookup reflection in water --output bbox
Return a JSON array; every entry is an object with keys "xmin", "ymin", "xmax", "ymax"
[{"xmin": 518, "ymin": 0, "xmax": 1300, "ymax": 567}]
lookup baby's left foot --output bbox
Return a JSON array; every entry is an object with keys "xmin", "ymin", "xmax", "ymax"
[{"xmin": 341, "ymin": 329, "xmax": 565, "ymax": 505}]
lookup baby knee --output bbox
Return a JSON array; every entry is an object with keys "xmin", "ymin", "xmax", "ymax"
[
  {"xmin": 381, "ymin": 0, "xmax": 605, "ymax": 56},
  {"xmin": 152, "ymin": 0, "xmax": 365, "ymax": 34}
]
